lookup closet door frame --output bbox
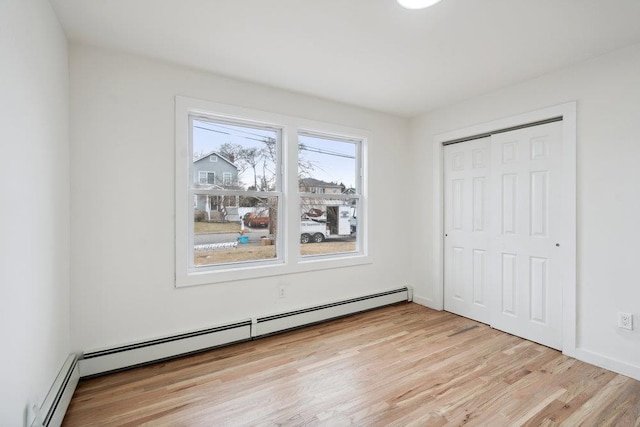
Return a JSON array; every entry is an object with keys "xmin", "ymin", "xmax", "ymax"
[{"xmin": 431, "ymin": 102, "xmax": 576, "ymax": 357}]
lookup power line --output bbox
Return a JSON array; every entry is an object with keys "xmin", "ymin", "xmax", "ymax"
[
  {"xmin": 215, "ymin": 123, "xmax": 275, "ymax": 140},
  {"xmin": 299, "ymin": 145, "xmax": 356, "ymax": 159},
  {"xmin": 194, "ymin": 120, "xmax": 276, "ymax": 140},
  {"xmin": 194, "ymin": 124, "xmax": 355, "ymax": 159},
  {"xmin": 193, "ymin": 125, "xmax": 270, "ymax": 143},
  {"xmin": 194, "ymin": 125, "xmax": 230, "ymax": 136}
]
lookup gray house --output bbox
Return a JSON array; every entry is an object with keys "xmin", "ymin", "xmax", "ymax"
[
  {"xmin": 193, "ymin": 152, "xmax": 240, "ymax": 221},
  {"xmin": 298, "ymin": 177, "xmax": 344, "ymax": 194}
]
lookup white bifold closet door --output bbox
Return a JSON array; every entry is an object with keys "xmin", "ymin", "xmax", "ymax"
[
  {"xmin": 443, "ymin": 137, "xmax": 492, "ymax": 325},
  {"xmin": 444, "ymin": 121, "xmax": 563, "ymax": 350}
]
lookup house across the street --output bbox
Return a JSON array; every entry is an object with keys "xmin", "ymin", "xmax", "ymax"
[{"xmin": 193, "ymin": 152, "xmax": 240, "ymax": 221}]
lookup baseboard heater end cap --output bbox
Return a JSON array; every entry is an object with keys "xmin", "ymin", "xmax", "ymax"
[
  {"xmin": 31, "ymin": 354, "xmax": 80, "ymax": 427},
  {"xmin": 406, "ymin": 285, "xmax": 414, "ymax": 302}
]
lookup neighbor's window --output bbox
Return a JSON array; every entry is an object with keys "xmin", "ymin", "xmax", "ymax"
[
  {"xmin": 190, "ymin": 115, "xmax": 281, "ymax": 269},
  {"xmin": 298, "ymin": 132, "xmax": 361, "ymax": 258},
  {"xmin": 198, "ymin": 171, "xmax": 215, "ymax": 185},
  {"xmin": 223, "ymin": 172, "xmax": 232, "ymax": 185}
]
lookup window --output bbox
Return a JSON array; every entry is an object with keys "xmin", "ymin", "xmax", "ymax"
[
  {"xmin": 191, "ymin": 116, "xmax": 281, "ymax": 269},
  {"xmin": 175, "ymin": 96, "xmax": 369, "ymax": 286},
  {"xmin": 298, "ymin": 132, "xmax": 361, "ymax": 257},
  {"xmin": 198, "ymin": 171, "xmax": 215, "ymax": 185},
  {"xmin": 223, "ymin": 172, "xmax": 232, "ymax": 186}
]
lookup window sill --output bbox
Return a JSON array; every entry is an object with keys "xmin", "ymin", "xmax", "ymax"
[{"xmin": 175, "ymin": 253, "xmax": 371, "ymax": 288}]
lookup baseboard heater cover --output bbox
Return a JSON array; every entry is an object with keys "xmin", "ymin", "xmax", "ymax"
[
  {"xmin": 78, "ymin": 286, "xmax": 411, "ymax": 378},
  {"xmin": 79, "ymin": 321, "xmax": 252, "ymax": 377},
  {"xmin": 253, "ymin": 287, "xmax": 411, "ymax": 337},
  {"xmin": 31, "ymin": 354, "xmax": 79, "ymax": 427}
]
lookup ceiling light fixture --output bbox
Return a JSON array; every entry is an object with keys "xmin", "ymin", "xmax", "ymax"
[{"xmin": 397, "ymin": 0, "xmax": 443, "ymax": 9}]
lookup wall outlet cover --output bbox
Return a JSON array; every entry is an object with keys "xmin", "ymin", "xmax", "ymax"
[{"xmin": 618, "ymin": 312, "xmax": 633, "ymax": 330}]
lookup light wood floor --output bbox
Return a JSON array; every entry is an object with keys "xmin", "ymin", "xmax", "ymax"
[{"xmin": 63, "ymin": 303, "xmax": 640, "ymax": 426}]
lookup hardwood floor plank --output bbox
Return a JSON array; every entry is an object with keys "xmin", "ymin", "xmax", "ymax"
[{"xmin": 63, "ymin": 303, "xmax": 640, "ymax": 426}]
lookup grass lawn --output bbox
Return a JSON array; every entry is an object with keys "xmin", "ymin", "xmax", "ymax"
[
  {"xmin": 300, "ymin": 241, "xmax": 356, "ymax": 256},
  {"xmin": 194, "ymin": 241, "xmax": 356, "ymax": 265},
  {"xmin": 194, "ymin": 221, "xmax": 241, "ymax": 234}
]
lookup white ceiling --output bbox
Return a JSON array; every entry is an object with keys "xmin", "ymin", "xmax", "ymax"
[{"xmin": 50, "ymin": 0, "xmax": 640, "ymax": 117}]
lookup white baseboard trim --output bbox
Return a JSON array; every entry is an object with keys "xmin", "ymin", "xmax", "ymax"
[
  {"xmin": 573, "ymin": 347, "xmax": 640, "ymax": 382},
  {"xmin": 31, "ymin": 354, "xmax": 79, "ymax": 427},
  {"xmin": 79, "ymin": 287, "xmax": 411, "ymax": 378}
]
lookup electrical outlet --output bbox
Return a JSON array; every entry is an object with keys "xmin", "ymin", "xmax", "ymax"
[
  {"xmin": 278, "ymin": 285, "xmax": 286, "ymax": 298},
  {"xmin": 618, "ymin": 312, "xmax": 633, "ymax": 330}
]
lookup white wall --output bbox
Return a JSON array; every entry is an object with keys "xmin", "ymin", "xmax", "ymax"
[
  {"xmin": 0, "ymin": 0, "xmax": 70, "ymax": 424},
  {"xmin": 69, "ymin": 45, "xmax": 411, "ymax": 352},
  {"xmin": 409, "ymin": 43, "xmax": 640, "ymax": 379}
]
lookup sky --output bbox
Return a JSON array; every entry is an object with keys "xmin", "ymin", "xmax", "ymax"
[{"xmin": 192, "ymin": 118, "xmax": 358, "ymax": 190}]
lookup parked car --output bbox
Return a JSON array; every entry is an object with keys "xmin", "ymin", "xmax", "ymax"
[{"xmin": 244, "ymin": 212, "xmax": 269, "ymax": 228}]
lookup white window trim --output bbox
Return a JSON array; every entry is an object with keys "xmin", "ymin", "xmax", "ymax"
[
  {"xmin": 175, "ymin": 96, "xmax": 370, "ymax": 287},
  {"xmin": 209, "ymin": 155, "xmax": 218, "ymax": 162}
]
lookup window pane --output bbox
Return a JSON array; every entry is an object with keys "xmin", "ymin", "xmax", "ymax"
[
  {"xmin": 299, "ymin": 198, "xmax": 358, "ymax": 256},
  {"xmin": 194, "ymin": 195, "xmax": 279, "ymax": 267},
  {"xmin": 298, "ymin": 134, "xmax": 357, "ymax": 194},
  {"xmin": 193, "ymin": 119, "xmax": 278, "ymax": 191}
]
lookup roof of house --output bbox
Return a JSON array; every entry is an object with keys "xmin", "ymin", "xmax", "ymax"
[
  {"xmin": 193, "ymin": 151, "xmax": 237, "ymax": 170},
  {"xmin": 299, "ymin": 178, "xmax": 342, "ymax": 188}
]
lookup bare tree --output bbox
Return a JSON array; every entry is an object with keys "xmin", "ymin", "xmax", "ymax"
[
  {"xmin": 240, "ymin": 147, "xmax": 262, "ymax": 190},
  {"xmin": 219, "ymin": 143, "xmax": 246, "ymax": 170},
  {"xmin": 297, "ymin": 143, "xmax": 318, "ymax": 180}
]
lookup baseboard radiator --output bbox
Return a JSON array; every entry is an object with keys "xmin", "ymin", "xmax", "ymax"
[
  {"xmin": 31, "ymin": 354, "xmax": 80, "ymax": 427},
  {"xmin": 80, "ymin": 321, "xmax": 252, "ymax": 377},
  {"xmin": 79, "ymin": 286, "xmax": 412, "ymax": 378},
  {"xmin": 252, "ymin": 287, "xmax": 411, "ymax": 337}
]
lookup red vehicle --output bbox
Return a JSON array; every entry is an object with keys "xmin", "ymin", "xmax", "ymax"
[{"xmin": 243, "ymin": 212, "xmax": 269, "ymax": 228}]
